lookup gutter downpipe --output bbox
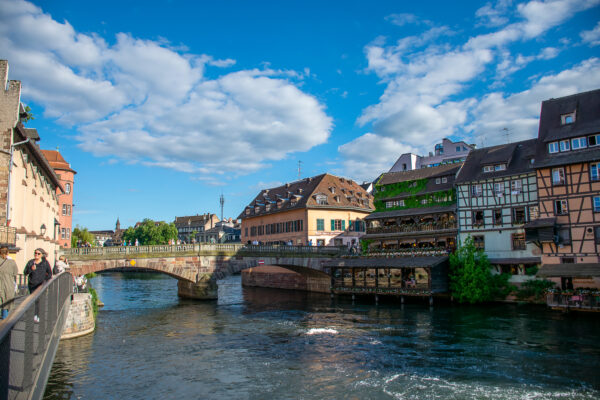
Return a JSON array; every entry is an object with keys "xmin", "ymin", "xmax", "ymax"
[{"xmin": 6, "ymin": 137, "xmax": 30, "ymax": 226}]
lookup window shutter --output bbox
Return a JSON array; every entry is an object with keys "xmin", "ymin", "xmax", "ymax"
[
  {"xmin": 342, "ymin": 220, "xmax": 346, "ymax": 230},
  {"xmin": 331, "ymin": 219, "xmax": 335, "ymax": 231}
]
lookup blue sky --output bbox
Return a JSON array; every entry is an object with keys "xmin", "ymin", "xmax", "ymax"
[{"xmin": 1, "ymin": 0, "xmax": 599, "ymax": 230}]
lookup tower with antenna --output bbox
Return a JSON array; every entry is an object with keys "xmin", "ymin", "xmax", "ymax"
[
  {"xmin": 297, "ymin": 160, "xmax": 302, "ymax": 180},
  {"xmin": 502, "ymin": 127, "xmax": 511, "ymax": 144},
  {"xmin": 219, "ymin": 193, "xmax": 225, "ymax": 221}
]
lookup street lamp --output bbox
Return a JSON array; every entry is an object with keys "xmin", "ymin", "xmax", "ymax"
[{"xmin": 40, "ymin": 224, "xmax": 46, "ymax": 236}]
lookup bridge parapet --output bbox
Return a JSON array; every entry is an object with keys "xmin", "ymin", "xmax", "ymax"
[{"xmin": 62, "ymin": 244, "xmax": 348, "ymax": 261}]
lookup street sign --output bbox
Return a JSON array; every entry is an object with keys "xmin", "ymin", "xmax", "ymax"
[{"xmin": 258, "ymin": 260, "xmax": 264, "ymax": 265}]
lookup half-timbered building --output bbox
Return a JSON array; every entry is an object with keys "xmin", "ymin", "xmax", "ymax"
[
  {"xmin": 524, "ymin": 89, "xmax": 600, "ymax": 290},
  {"xmin": 455, "ymin": 139, "xmax": 540, "ymax": 278},
  {"xmin": 363, "ymin": 163, "xmax": 461, "ymax": 251}
]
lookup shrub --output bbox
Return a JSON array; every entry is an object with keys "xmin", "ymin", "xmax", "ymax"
[{"xmin": 515, "ymin": 279, "xmax": 555, "ymax": 301}]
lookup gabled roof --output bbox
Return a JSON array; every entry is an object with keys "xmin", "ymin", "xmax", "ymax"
[
  {"xmin": 377, "ymin": 163, "xmax": 461, "ymax": 186},
  {"xmin": 533, "ymin": 89, "xmax": 600, "ymax": 168},
  {"xmin": 455, "ymin": 139, "xmax": 537, "ymax": 183},
  {"xmin": 41, "ymin": 149, "xmax": 77, "ymax": 174},
  {"xmin": 238, "ymin": 173, "xmax": 374, "ymax": 219},
  {"xmin": 174, "ymin": 214, "xmax": 217, "ymax": 225}
]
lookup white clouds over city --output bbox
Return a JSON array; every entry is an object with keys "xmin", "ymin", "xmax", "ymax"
[
  {"xmin": 0, "ymin": 0, "xmax": 332, "ymax": 176},
  {"xmin": 339, "ymin": 0, "xmax": 600, "ymax": 182}
]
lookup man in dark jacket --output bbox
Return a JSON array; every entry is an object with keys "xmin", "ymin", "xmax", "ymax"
[{"xmin": 24, "ymin": 248, "xmax": 52, "ymax": 293}]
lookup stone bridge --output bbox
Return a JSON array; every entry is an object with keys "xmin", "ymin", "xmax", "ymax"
[{"xmin": 62, "ymin": 244, "xmax": 346, "ymax": 299}]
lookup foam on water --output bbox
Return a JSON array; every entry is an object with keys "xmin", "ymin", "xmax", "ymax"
[{"xmin": 306, "ymin": 328, "xmax": 339, "ymax": 335}]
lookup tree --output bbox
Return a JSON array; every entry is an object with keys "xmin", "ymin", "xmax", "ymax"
[
  {"xmin": 71, "ymin": 226, "xmax": 95, "ymax": 247},
  {"xmin": 449, "ymin": 236, "xmax": 511, "ymax": 303},
  {"xmin": 120, "ymin": 219, "xmax": 178, "ymax": 245}
]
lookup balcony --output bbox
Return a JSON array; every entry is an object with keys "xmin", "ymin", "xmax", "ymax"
[
  {"xmin": 367, "ymin": 221, "xmax": 457, "ymax": 235},
  {"xmin": 0, "ymin": 226, "xmax": 17, "ymax": 246}
]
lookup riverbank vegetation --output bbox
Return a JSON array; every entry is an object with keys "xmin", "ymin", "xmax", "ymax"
[{"xmin": 121, "ymin": 219, "xmax": 178, "ymax": 245}]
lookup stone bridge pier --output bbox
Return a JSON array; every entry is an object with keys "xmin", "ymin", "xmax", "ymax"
[{"xmin": 67, "ymin": 254, "xmax": 334, "ymax": 300}]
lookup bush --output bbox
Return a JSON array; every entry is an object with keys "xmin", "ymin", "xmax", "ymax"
[
  {"xmin": 88, "ymin": 288, "xmax": 99, "ymax": 318},
  {"xmin": 515, "ymin": 279, "xmax": 555, "ymax": 301},
  {"xmin": 525, "ymin": 265, "xmax": 538, "ymax": 276}
]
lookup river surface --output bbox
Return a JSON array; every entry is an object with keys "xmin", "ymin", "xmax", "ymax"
[{"xmin": 44, "ymin": 272, "xmax": 600, "ymax": 399}]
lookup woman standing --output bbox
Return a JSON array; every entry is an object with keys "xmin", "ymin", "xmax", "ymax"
[
  {"xmin": 0, "ymin": 246, "xmax": 19, "ymax": 319},
  {"xmin": 24, "ymin": 248, "xmax": 52, "ymax": 293}
]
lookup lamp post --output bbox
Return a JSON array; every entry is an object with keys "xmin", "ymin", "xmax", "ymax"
[{"xmin": 40, "ymin": 224, "xmax": 46, "ymax": 237}]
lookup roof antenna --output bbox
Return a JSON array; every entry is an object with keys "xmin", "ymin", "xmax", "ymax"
[
  {"xmin": 502, "ymin": 127, "xmax": 511, "ymax": 144},
  {"xmin": 219, "ymin": 193, "xmax": 225, "ymax": 221},
  {"xmin": 297, "ymin": 160, "xmax": 302, "ymax": 180}
]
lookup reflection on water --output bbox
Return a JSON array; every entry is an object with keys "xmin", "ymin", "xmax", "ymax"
[{"xmin": 45, "ymin": 272, "xmax": 600, "ymax": 399}]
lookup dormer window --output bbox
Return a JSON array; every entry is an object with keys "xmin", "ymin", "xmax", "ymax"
[
  {"xmin": 245, "ymin": 208, "xmax": 250, "ymax": 215},
  {"xmin": 559, "ymin": 140, "xmax": 570, "ymax": 152},
  {"xmin": 483, "ymin": 165, "xmax": 494, "ymax": 173},
  {"xmin": 571, "ymin": 137, "xmax": 587, "ymax": 150},
  {"xmin": 254, "ymin": 206, "xmax": 260, "ymax": 213},
  {"xmin": 266, "ymin": 204, "xmax": 271, "ymax": 211},
  {"xmin": 561, "ymin": 112, "xmax": 576, "ymax": 125},
  {"xmin": 315, "ymin": 194, "xmax": 328, "ymax": 205},
  {"xmin": 548, "ymin": 142, "xmax": 559, "ymax": 154},
  {"xmin": 329, "ymin": 187, "xmax": 335, "ymax": 194},
  {"xmin": 494, "ymin": 164, "xmax": 506, "ymax": 171},
  {"xmin": 334, "ymin": 195, "xmax": 340, "ymax": 203}
]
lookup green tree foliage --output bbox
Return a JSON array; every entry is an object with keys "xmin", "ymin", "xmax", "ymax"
[
  {"xmin": 515, "ymin": 279, "xmax": 555, "ymax": 301},
  {"xmin": 449, "ymin": 236, "xmax": 512, "ymax": 303},
  {"xmin": 71, "ymin": 226, "xmax": 95, "ymax": 247},
  {"xmin": 121, "ymin": 219, "xmax": 178, "ymax": 245}
]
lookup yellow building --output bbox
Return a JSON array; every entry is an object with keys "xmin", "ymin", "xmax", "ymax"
[
  {"xmin": 0, "ymin": 60, "xmax": 63, "ymax": 267},
  {"xmin": 239, "ymin": 173, "xmax": 374, "ymax": 247}
]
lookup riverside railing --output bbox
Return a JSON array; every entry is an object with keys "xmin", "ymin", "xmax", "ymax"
[
  {"xmin": 0, "ymin": 272, "xmax": 73, "ymax": 400},
  {"xmin": 62, "ymin": 243, "xmax": 349, "ymax": 258},
  {"xmin": 546, "ymin": 293, "xmax": 600, "ymax": 311}
]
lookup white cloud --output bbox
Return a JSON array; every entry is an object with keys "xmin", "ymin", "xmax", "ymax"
[
  {"xmin": 0, "ymin": 0, "xmax": 332, "ymax": 178},
  {"xmin": 385, "ymin": 13, "xmax": 431, "ymax": 27},
  {"xmin": 581, "ymin": 21, "xmax": 600, "ymax": 45},
  {"xmin": 339, "ymin": 0, "xmax": 600, "ymax": 177}
]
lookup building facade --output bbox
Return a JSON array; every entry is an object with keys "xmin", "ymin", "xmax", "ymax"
[
  {"xmin": 239, "ymin": 174, "xmax": 373, "ymax": 246},
  {"xmin": 364, "ymin": 163, "xmax": 461, "ymax": 251},
  {"xmin": 0, "ymin": 60, "xmax": 63, "ymax": 266},
  {"xmin": 41, "ymin": 150, "xmax": 76, "ymax": 248},
  {"xmin": 174, "ymin": 213, "xmax": 219, "ymax": 243},
  {"xmin": 525, "ymin": 89, "xmax": 600, "ymax": 289},
  {"xmin": 455, "ymin": 139, "xmax": 540, "ymax": 279},
  {"xmin": 389, "ymin": 138, "xmax": 474, "ymax": 172}
]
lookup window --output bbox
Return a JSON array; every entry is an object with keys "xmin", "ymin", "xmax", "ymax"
[
  {"xmin": 421, "ymin": 199, "xmax": 428, "ymax": 205},
  {"xmin": 589, "ymin": 134, "xmax": 600, "ymax": 147},
  {"xmin": 245, "ymin": 227, "xmax": 248, "ymax": 236},
  {"xmin": 473, "ymin": 235, "xmax": 485, "ymax": 250},
  {"xmin": 442, "ymin": 177, "xmax": 447, "ymax": 183},
  {"xmin": 493, "ymin": 209, "xmax": 503, "ymax": 226},
  {"xmin": 512, "ymin": 233, "xmax": 526, "ymax": 250},
  {"xmin": 557, "ymin": 227, "xmax": 571, "ymax": 245},
  {"xmin": 65, "ymin": 183, "xmax": 71, "ymax": 194},
  {"xmin": 386, "ymin": 200, "xmax": 399, "ymax": 208},
  {"xmin": 548, "ymin": 142, "xmax": 559, "ymax": 153},
  {"xmin": 471, "ymin": 184, "xmax": 483, "ymax": 197},
  {"xmin": 483, "ymin": 165, "xmax": 494, "ymax": 173},
  {"xmin": 591, "ymin": 163, "xmax": 599, "ymax": 181},
  {"xmin": 512, "ymin": 207, "xmax": 526, "ymax": 224},
  {"xmin": 495, "ymin": 164, "xmax": 506, "ymax": 171},
  {"xmin": 511, "ymin": 180, "xmax": 522, "ymax": 194},
  {"xmin": 494, "ymin": 183, "xmax": 504, "ymax": 196},
  {"xmin": 571, "ymin": 137, "xmax": 587, "ymax": 150},
  {"xmin": 529, "ymin": 206, "xmax": 539, "ymax": 220},
  {"xmin": 62, "ymin": 204, "xmax": 67, "ymax": 215},
  {"xmin": 331, "ymin": 219, "xmax": 345, "ymax": 231},
  {"xmin": 436, "ymin": 178, "xmax": 441, "ymax": 184},
  {"xmin": 593, "ymin": 196, "xmax": 600, "ymax": 212},
  {"xmin": 552, "ymin": 168, "xmax": 565, "ymax": 185},
  {"xmin": 555, "ymin": 199, "xmax": 568, "ymax": 215},
  {"xmin": 473, "ymin": 211, "xmax": 484, "ymax": 227},
  {"xmin": 595, "ymin": 226, "xmax": 600, "ymax": 244},
  {"xmin": 559, "ymin": 140, "xmax": 570, "ymax": 152},
  {"xmin": 561, "ymin": 112, "xmax": 576, "ymax": 125},
  {"xmin": 316, "ymin": 194, "xmax": 327, "ymax": 205},
  {"xmin": 456, "ymin": 146, "xmax": 461, "ymax": 152},
  {"xmin": 67, "ymin": 205, "xmax": 71, "ymax": 216}
]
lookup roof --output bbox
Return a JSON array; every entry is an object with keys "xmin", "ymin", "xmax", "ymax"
[
  {"xmin": 322, "ymin": 256, "xmax": 448, "ymax": 268},
  {"xmin": 238, "ymin": 173, "xmax": 374, "ymax": 219},
  {"xmin": 534, "ymin": 89, "xmax": 600, "ymax": 168},
  {"xmin": 365, "ymin": 204, "xmax": 456, "ymax": 220},
  {"xmin": 15, "ymin": 124, "xmax": 63, "ymax": 191},
  {"xmin": 537, "ymin": 263, "xmax": 600, "ymax": 277},
  {"xmin": 40, "ymin": 149, "xmax": 77, "ymax": 174},
  {"xmin": 455, "ymin": 139, "xmax": 537, "ymax": 183},
  {"xmin": 524, "ymin": 218, "xmax": 556, "ymax": 229},
  {"xmin": 378, "ymin": 163, "xmax": 461, "ymax": 186},
  {"xmin": 174, "ymin": 214, "xmax": 217, "ymax": 225},
  {"xmin": 488, "ymin": 257, "xmax": 540, "ymax": 265}
]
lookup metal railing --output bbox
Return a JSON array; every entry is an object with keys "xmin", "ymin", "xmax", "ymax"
[
  {"xmin": 367, "ymin": 221, "xmax": 457, "ymax": 235},
  {"xmin": 62, "ymin": 243, "xmax": 349, "ymax": 258},
  {"xmin": 0, "ymin": 226, "xmax": 17, "ymax": 246},
  {"xmin": 546, "ymin": 293, "xmax": 600, "ymax": 311},
  {"xmin": 0, "ymin": 272, "xmax": 73, "ymax": 400}
]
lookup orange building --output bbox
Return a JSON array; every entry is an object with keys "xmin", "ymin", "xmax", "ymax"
[
  {"xmin": 525, "ymin": 89, "xmax": 600, "ymax": 289},
  {"xmin": 41, "ymin": 149, "xmax": 76, "ymax": 248},
  {"xmin": 239, "ymin": 174, "xmax": 374, "ymax": 247}
]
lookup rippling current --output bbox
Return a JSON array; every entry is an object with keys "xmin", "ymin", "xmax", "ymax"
[{"xmin": 44, "ymin": 272, "xmax": 600, "ymax": 399}]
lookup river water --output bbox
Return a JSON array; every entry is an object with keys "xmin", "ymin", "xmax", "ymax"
[{"xmin": 44, "ymin": 272, "xmax": 600, "ymax": 399}]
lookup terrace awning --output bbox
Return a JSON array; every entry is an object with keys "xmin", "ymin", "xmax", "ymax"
[
  {"xmin": 537, "ymin": 263, "xmax": 600, "ymax": 278},
  {"xmin": 323, "ymin": 256, "xmax": 448, "ymax": 269}
]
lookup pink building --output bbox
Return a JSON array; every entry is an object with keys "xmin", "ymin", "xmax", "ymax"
[{"xmin": 41, "ymin": 150, "xmax": 76, "ymax": 248}]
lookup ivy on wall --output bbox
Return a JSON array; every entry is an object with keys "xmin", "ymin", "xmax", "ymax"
[
  {"xmin": 373, "ymin": 188, "xmax": 456, "ymax": 213},
  {"xmin": 374, "ymin": 178, "xmax": 428, "ymax": 200}
]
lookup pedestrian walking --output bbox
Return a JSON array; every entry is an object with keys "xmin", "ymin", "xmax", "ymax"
[
  {"xmin": 24, "ymin": 248, "xmax": 52, "ymax": 323},
  {"xmin": 0, "ymin": 246, "xmax": 18, "ymax": 319}
]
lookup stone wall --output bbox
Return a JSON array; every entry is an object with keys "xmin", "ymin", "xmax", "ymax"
[
  {"xmin": 242, "ymin": 266, "xmax": 330, "ymax": 293},
  {"xmin": 61, "ymin": 293, "xmax": 95, "ymax": 339}
]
